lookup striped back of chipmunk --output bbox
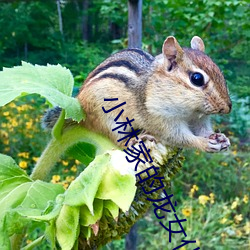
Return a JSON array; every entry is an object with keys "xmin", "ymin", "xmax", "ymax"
[{"xmin": 83, "ymin": 48, "xmax": 155, "ymax": 88}]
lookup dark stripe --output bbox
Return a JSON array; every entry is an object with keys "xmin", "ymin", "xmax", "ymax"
[
  {"xmin": 96, "ymin": 73, "xmax": 130, "ymax": 85},
  {"xmin": 91, "ymin": 60, "xmax": 140, "ymax": 79},
  {"xmin": 125, "ymin": 48, "xmax": 154, "ymax": 62}
]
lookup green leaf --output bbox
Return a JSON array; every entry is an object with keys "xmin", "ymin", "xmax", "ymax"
[
  {"xmin": 103, "ymin": 200, "xmax": 119, "ymax": 219},
  {"xmin": 0, "ymin": 62, "xmax": 85, "ymax": 122},
  {"xmin": 20, "ymin": 181, "xmax": 64, "ymax": 213},
  {"xmin": 0, "ymin": 231, "xmax": 10, "ymax": 250},
  {"xmin": 0, "ymin": 154, "xmax": 30, "ymax": 181},
  {"xmin": 0, "ymin": 181, "xmax": 64, "ymax": 238},
  {"xmin": 26, "ymin": 197, "xmax": 63, "ymax": 222},
  {"xmin": 65, "ymin": 142, "xmax": 96, "ymax": 165},
  {"xmin": 0, "ymin": 176, "xmax": 31, "ymax": 201},
  {"xmin": 0, "ymin": 154, "xmax": 65, "ymax": 245},
  {"xmin": 96, "ymin": 166, "xmax": 136, "ymax": 212},
  {"xmin": 79, "ymin": 199, "xmax": 103, "ymax": 226},
  {"xmin": 96, "ymin": 150, "xmax": 136, "ymax": 212},
  {"xmin": 45, "ymin": 220, "xmax": 56, "ymax": 249},
  {"xmin": 0, "ymin": 182, "xmax": 33, "ymax": 217},
  {"xmin": 64, "ymin": 153, "xmax": 111, "ymax": 213},
  {"xmin": 80, "ymin": 226, "xmax": 92, "ymax": 240},
  {"xmin": 56, "ymin": 205, "xmax": 80, "ymax": 250}
]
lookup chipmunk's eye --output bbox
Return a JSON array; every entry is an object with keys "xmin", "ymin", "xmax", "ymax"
[{"xmin": 190, "ymin": 72, "xmax": 204, "ymax": 87}]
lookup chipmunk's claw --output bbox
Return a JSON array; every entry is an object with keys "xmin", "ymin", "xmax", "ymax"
[
  {"xmin": 127, "ymin": 131, "xmax": 156, "ymax": 148},
  {"xmin": 207, "ymin": 133, "xmax": 230, "ymax": 152}
]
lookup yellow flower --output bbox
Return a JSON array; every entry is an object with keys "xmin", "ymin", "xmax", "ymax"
[
  {"xmin": 32, "ymin": 157, "xmax": 39, "ymax": 162},
  {"xmin": 243, "ymin": 195, "xmax": 248, "ymax": 204},
  {"xmin": 221, "ymin": 162, "xmax": 228, "ymax": 167},
  {"xmin": 19, "ymin": 161, "xmax": 28, "ymax": 169},
  {"xmin": 198, "ymin": 195, "xmax": 210, "ymax": 206},
  {"xmin": 236, "ymin": 229, "xmax": 243, "ymax": 237},
  {"xmin": 221, "ymin": 232, "xmax": 227, "ymax": 238},
  {"xmin": 18, "ymin": 152, "xmax": 30, "ymax": 159},
  {"xmin": 4, "ymin": 147, "xmax": 10, "ymax": 152},
  {"xmin": 11, "ymin": 119, "xmax": 18, "ymax": 127},
  {"xmin": 3, "ymin": 138, "xmax": 9, "ymax": 145},
  {"xmin": 220, "ymin": 217, "xmax": 227, "ymax": 224},
  {"xmin": 26, "ymin": 121, "xmax": 33, "ymax": 129},
  {"xmin": 26, "ymin": 239, "xmax": 32, "ymax": 244},
  {"xmin": 235, "ymin": 157, "xmax": 242, "ymax": 163},
  {"xmin": 62, "ymin": 160, "xmax": 69, "ymax": 166},
  {"xmin": 244, "ymin": 221, "xmax": 250, "ymax": 234},
  {"xmin": 182, "ymin": 207, "xmax": 192, "ymax": 217},
  {"xmin": 75, "ymin": 159, "xmax": 81, "ymax": 165},
  {"xmin": 9, "ymin": 102, "xmax": 16, "ymax": 108},
  {"xmin": 231, "ymin": 197, "xmax": 240, "ymax": 209},
  {"xmin": 51, "ymin": 175, "xmax": 61, "ymax": 183},
  {"xmin": 189, "ymin": 184, "xmax": 199, "ymax": 198},
  {"xmin": 17, "ymin": 105, "xmax": 30, "ymax": 112},
  {"xmin": 0, "ymin": 130, "xmax": 8, "ymax": 138},
  {"xmin": 209, "ymin": 193, "xmax": 215, "ymax": 204},
  {"xmin": 66, "ymin": 176, "xmax": 75, "ymax": 182},
  {"xmin": 234, "ymin": 214, "xmax": 243, "ymax": 224},
  {"xmin": 196, "ymin": 239, "xmax": 201, "ymax": 247},
  {"xmin": 232, "ymin": 150, "xmax": 237, "ymax": 156},
  {"xmin": 71, "ymin": 165, "xmax": 77, "ymax": 172},
  {"xmin": 3, "ymin": 111, "xmax": 9, "ymax": 116}
]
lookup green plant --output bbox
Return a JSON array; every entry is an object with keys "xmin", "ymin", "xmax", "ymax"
[{"xmin": 0, "ymin": 62, "xmax": 182, "ymax": 249}]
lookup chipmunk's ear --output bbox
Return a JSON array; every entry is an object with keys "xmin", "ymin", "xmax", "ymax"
[
  {"xmin": 162, "ymin": 36, "xmax": 184, "ymax": 63},
  {"xmin": 191, "ymin": 36, "xmax": 205, "ymax": 52}
]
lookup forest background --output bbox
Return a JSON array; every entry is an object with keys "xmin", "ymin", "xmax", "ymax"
[{"xmin": 0, "ymin": 0, "xmax": 249, "ymax": 249}]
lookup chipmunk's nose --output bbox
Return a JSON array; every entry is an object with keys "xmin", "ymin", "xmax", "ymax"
[{"xmin": 219, "ymin": 101, "xmax": 232, "ymax": 114}]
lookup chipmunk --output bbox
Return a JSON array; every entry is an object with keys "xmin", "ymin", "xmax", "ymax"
[{"xmin": 44, "ymin": 36, "xmax": 232, "ymax": 153}]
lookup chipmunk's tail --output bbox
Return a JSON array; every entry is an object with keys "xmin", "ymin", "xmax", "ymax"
[{"xmin": 41, "ymin": 106, "xmax": 62, "ymax": 130}]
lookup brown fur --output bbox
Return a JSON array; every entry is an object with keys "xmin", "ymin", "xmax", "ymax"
[{"xmin": 77, "ymin": 36, "xmax": 231, "ymax": 152}]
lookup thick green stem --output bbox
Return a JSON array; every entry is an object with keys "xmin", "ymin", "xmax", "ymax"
[{"xmin": 30, "ymin": 126, "xmax": 118, "ymax": 181}]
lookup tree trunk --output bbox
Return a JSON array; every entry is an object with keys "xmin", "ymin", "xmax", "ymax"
[
  {"xmin": 82, "ymin": 0, "xmax": 90, "ymax": 41},
  {"xmin": 125, "ymin": 223, "xmax": 137, "ymax": 250},
  {"xmin": 128, "ymin": 0, "xmax": 142, "ymax": 49},
  {"xmin": 56, "ymin": 0, "xmax": 63, "ymax": 36}
]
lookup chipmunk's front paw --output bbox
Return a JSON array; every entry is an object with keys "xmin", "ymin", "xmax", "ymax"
[
  {"xmin": 127, "ymin": 131, "xmax": 156, "ymax": 148},
  {"xmin": 206, "ymin": 133, "xmax": 230, "ymax": 152}
]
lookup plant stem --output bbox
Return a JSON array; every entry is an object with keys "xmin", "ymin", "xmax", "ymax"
[{"xmin": 30, "ymin": 125, "xmax": 118, "ymax": 181}]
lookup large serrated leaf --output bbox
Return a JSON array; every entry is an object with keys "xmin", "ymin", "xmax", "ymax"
[
  {"xmin": 0, "ymin": 154, "xmax": 65, "ymax": 247},
  {"xmin": 20, "ymin": 181, "xmax": 64, "ymax": 213},
  {"xmin": 0, "ymin": 62, "xmax": 85, "ymax": 121}
]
